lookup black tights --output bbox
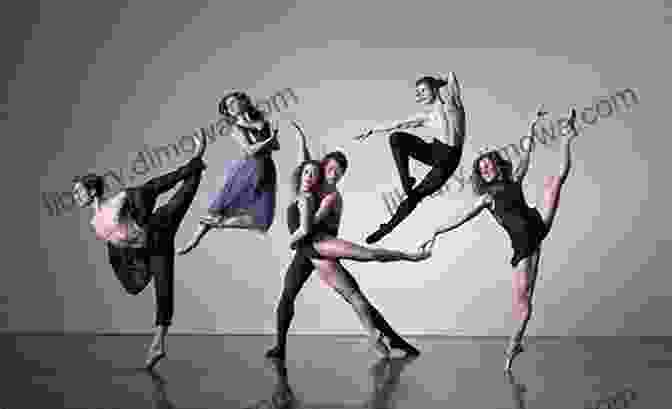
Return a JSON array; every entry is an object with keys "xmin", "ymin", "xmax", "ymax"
[{"xmin": 385, "ymin": 131, "xmax": 462, "ymax": 232}]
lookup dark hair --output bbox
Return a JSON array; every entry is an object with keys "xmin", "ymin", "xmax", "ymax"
[
  {"xmin": 470, "ymin": 150, "xmax": 514, "ymax": 196},
  {"xmin": 72, "ymin": 173, "xmax": 105, "ymax": 197},
  {"xmin": 218, "ymin": 91, "xmax": 265, "ymax": 123},
  {"xmin": 291, "ymin": 160, "xmax": 325, "ymax": 196},
  {"xmin": 415, "ymin": 76, "xmax": 448, "ymax": 91},
  {"xmin": 322, "ymin": 150, "xmax": 348, "ymax": 173}
]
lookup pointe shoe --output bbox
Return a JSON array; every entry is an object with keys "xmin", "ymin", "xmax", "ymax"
[
  {"xmin": 504, "ymin": 343, "xmax": 524, "ymax": 372},
  {"xmin": 389, "ymin": 338, "xmax": 421, "ymax": 357},
  {"xmin": 194, "ymin": 130, "xmax": 208, "ymax": 159},
  {"xmin": 567, "ymin": 107, "xmax": 578, "ymax": 137},
  {"xmin": 145, "ymin": 350, "xmax": 166, "ymax": 371}
]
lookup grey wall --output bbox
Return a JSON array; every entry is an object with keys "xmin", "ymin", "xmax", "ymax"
[{"xmin": 4, "ymin": 0, "xmax": 669, "ymax": 335}]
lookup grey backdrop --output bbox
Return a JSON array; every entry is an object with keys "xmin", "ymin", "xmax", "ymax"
[{"xmin": 4, "ymin": 0, "xmax": 669, "ymax": 335}]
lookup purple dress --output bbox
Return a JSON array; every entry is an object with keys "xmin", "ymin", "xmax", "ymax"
[{"xmin": 207, "ymin": 121, "xmax": 277, "ymax": 232}]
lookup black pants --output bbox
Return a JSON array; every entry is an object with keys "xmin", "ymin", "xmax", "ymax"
[
  {"xmin": 385, "ymin": 131, "xmax": 462, "ymax": 231},
  {"xmin": 110, "ymin": 157, "xmax": 204, "ymax": 326},
  {"xmin": 273, "ymin": 250, "xmax": 408, "ymax": 351}
]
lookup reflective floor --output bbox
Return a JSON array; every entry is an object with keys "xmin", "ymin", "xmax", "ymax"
[{"xmin": 2, "ymin": 334, "xmax": 669, "ymax": 408}]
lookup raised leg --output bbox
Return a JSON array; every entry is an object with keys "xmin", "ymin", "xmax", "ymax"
[
  {"xmin": 388, "ymin": 131, "xmax": 435, "ymax": 195},
  {"xmin": 540, "ymin": 108, "xmax": 578, "ymax": 229},
  {"xmin": 313, "ymin": 237, "xmax": 430, "ymax": 263}
]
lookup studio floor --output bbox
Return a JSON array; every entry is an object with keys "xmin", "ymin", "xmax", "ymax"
[{"xmin": 2, "ymin": 334, "xmax": 669, "ymax": 408}]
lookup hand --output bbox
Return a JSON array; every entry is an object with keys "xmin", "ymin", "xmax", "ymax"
[
  {"xmin": 520, "ymin": 135, "xmax": 534, "ymax": 153},
  {"xmin": 354, "ymin": 129, "xmax": 373, "ymax": 141},
  {"xmin": 418, "ymin": 234, "xmax": 437, "ymax": 254}
]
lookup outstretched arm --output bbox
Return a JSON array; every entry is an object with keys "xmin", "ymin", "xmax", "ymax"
[
  {"xmin": 354, "ymin": 113, "xmax": 426, "ymax": 141},
  {"xmin": 291, "ymin": 121, "xmax": 312, "ymax": 164},
  {"xmin": 289, "ymin": 193, "xmax": 316, "ymax": 246},
  {"xmin": 435, "ymin": 197, "xmax": 488, "ymax": 236}
]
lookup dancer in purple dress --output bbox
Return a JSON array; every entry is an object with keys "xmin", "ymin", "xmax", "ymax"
[{"xmin": 178, "ymin": 91, "xmax": 280, "ymax": 255}]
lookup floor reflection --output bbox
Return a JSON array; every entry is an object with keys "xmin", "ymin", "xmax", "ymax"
[
  {"xmin": 244, "ymin": 356, "xmax": 417, "ymax": 409},
  {"xmin": 147, "ymin": 370, "xmax": 177, "ymax": 409}
]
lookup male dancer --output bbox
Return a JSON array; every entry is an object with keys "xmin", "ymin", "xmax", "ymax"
[
  {"xmin": 72, "ymin": 132, "xmax": 207, "ymax": 370},
  {"xmin": 265, "ymin": 122, "xmax": 419, "ymax": 360},
  {"xmin": 355, "ymin": 72, "xmax": 465, "ymax": 244}
]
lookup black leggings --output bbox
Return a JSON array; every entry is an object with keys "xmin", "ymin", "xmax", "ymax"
[
  {"xmin": 273, "ymin": 250, "xmax": 407, "ymax": 351},
  {"xmin": 385, "ymin": 131, "xmax": 462, "ymax": 231},
  {"xmin": 111, "ymin": 158, "xmax": 205, "ymax": 326}
]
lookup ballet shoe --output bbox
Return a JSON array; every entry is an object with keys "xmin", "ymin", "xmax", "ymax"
[
  {"xmin": 145, "ymin": 350, "xmax": 166, "ymax": 371},
  {"xmin": 504, "ymin": 343, "xmax": 524, "ymax": 372},
  {"xmin": 265, "ymin": 345, "xmax": 286, "ymax": 360},
  {"xmin": 389, "ymin": 338, "xmax": 421, "ymax": 357},
  {"xmin": 366, "ymin": 224, "xmax": 392, "ymax": 244}
]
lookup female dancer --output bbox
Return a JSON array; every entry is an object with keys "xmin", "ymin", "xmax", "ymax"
[
  {"xmin": 267, "ymin": 121, "xmax": 429, "ymax": 360},
  {"xmin": 177, "ymin": 91, "xmax": 279, "ymax": 255},
  {"xmin": 355, "ymin": 72, "xmax": 465, "ymax": 244},
  {"xmin": 72, "ymin": 133, "xmax": 207, "ymax": 370},
  {"xmin": 420, "ymin": 107, "xmax": 579, "ymax": 371}
]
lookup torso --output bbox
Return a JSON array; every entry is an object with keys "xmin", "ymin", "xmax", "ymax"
[
  {"xmin": 235, "ymin": 118, "xmax": 275, "ymax": 157},
  {"xmin": 91, "ymin": 191, "xmax": 147, "ymax": 248}
]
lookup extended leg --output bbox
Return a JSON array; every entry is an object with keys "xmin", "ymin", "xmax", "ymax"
[
  {"xmin": 145, "ymin": 252, "xmax": 175, "ymax": 370},
  {"xmin": 313, "ymin": 237, "xmax": 430, "ymax": 263},
  {"xmin": 541, "ymin": 108, "xmax": 578, "ymax": 229},
  {"xmin": 266, "ymin": 252, "xmax": 314, "ymax": 360},
  {"xmin": 151, "ymin": 158, "xmax": 205, "ymax": 232}
]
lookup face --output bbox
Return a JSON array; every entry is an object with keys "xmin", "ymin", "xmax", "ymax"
[
  {"xmin": 415, "ymin": 82, "xmax": 435, "ymax": 104},
  {"xmin": 225, "ymin": 95, "xmax": 246, "ymax": 116},
  {"xmin": 300, "ymin": 164, "xmax": 321, "ymax": 192},
  {"xmin": 73, "ymin": 182, "xmax": 94, "ymax": 207},
  {"xmin": 323, "ymin": 158, "xmax": 344, "ymax": 185},
  {"xmin": 478, "ymin": 157, "xmax": 498, "ymax": 183}
]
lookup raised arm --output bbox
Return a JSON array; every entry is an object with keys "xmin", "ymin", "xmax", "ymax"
[
  {"xmin": 290, "ymin": 120, "xmax": 312, "ymax": 164},
  {"xmin": 435, "ymin": 71, "xmax": 465, "ymax": 147},
  {"xmin": 289, "ymin": 193, "xmax": 317, "ymax": 246}
]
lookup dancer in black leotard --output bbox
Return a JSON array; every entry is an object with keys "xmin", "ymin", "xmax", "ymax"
[
  {"xmin": 355, "ymin": 72, "xmax": 465, "ymax": 244},
  {"xmin": 265, "ymin": 121, "xmax": 427, "ymax": 361},
  {"xmin": 420, "ymin": 107, "xmax": 579, "ymax": 371}
]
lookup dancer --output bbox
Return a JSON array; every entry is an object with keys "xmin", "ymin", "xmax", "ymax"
[
  {"xmin": 72, "ymin": 132, "xmax": 208, "ymax": 370},
  {"xmin": 355, "ymin": 72, "xmax": 465, "ymax": 244},
  {"xmin": 177, "ymin": 91, "xmax": 279, "ymax": 255},
  {"xmin": 420, "ymin": 107, "xmax": 579, "ymax": 371},
  {"xmin": 265, "ymin": 121, "xmax": 428, "ymax": 361}
]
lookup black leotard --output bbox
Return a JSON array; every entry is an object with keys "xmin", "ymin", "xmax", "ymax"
[
  {"xmin": 287, "ymin": 192, "xmax": 338, "ymax": 259},
  {"xmin": 487, "ymin": 181, "xmax": 549, "ymax": 268}
]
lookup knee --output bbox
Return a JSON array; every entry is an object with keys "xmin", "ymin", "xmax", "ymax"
[{"xmin": 389, "ymin": 131, "xmax": 405, "ymax": 147}]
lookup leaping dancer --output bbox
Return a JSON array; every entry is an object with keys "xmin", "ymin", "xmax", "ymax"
[{"xmin": 355, "ymin": 72, "xmax": 465, "ymax": 244}]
